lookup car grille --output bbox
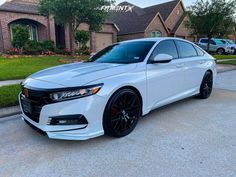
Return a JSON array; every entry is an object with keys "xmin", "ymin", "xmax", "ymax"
[{"xmin": 20, "ymin": 88, "xmax": 51, "ymax": 123}]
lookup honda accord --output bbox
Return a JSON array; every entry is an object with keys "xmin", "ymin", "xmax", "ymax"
[{"xmin": 19, "ymin": 38, "xmax": 217, "ymax": 140}]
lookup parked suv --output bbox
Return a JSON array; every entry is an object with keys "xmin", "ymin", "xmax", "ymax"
[
  {"xmin": 198, "ymin": 38, "xmax": 234, "ymax": 54},
  {"xmin": 220, "ymin": 39, "xmax": 236, "ymax": 54}
]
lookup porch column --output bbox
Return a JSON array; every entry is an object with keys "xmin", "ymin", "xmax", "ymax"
[
  {"xmin": 0, "ymin": 20, "xmax": 4, "ymax": 52},
  {"xmin": 1, "ymin": 21, "xmax": 11, "ymax": 50},
  {"xmin": 64, "ymin": 25, "xmax": 72, "ymax": 50},
  {"xmin": 48, "ymin": 15, "xmax": 56, "ymax": 44}
]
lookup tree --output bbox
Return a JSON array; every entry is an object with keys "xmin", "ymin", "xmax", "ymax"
[
  {"xmin": 75, "ymin": 30, "xmax": 90, "ymax": 48},
  {"xmin": 186, "ymin": 0, "xmax": 236, "ymax": 52},
  {"xmin": 12, "ymin": 24, "xmax": 29, "ymax": 51},
  {"xmin": 39, "ymin": 0, "xmax": 111, "ymax": 52},
  {"xmin": 232, "ymin": 19, "xmax": 236, "ymax": 43}
]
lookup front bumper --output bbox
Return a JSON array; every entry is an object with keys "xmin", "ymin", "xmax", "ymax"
[
  {"xmin": 225, "ymin": 48, "xmax": 235, "ymax": 54},
  {"xmin": 19, "ymin": 93, "xmax": 107, "ymax": 140}
]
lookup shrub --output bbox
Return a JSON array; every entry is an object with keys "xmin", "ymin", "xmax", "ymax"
[
  {"xmin": 75, "ymin": 46, "xmax": 91, "ymax": 55},
  {"xmin": 42, "ymin": 51, "xmax": 55, "ymax": 55},
  {"xmin": 75, "ymin": 30, "xmax": 90, "ymax": 48},
  {"xmin": 55, "ymin": 48, "xmax": 72, "ymax": 55},
  {"xmin": 12, "ymin": 24, "xmax": 29, "ymax": 50},
  {"xmin": 42, "ymin": 40, "xmax": 55, "ymax": 52},
  {"xmin": 5, "ymin": 48, "xmax": 20, "ymax": 55},
  {"xmin": 23, "ymin": 40, "xmax": 43, "ymax": 55}
]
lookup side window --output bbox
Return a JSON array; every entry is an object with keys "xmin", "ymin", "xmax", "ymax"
[
  {"xmin": 200, "ymin": 39, "xmax": 208, "ymax": 43},
  {"xmin": 210, "ymin": 40, "xmax": 216, "ymax": 45},
  {"xmin": 151, "ymin": 40, "xmax": 178, "ymax": 59},
  {"xmin": 175, "ymin": 40, "xmax": 198, "ymax": 58},
  {"xmin": 194, "ymin": 46, "xmax": 205, "ymax": 56}
]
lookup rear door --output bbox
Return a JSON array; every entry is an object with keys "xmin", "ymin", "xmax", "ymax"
[{"xmin": 175, "ymin": 40, "xmax": 206, "ymax": 92}]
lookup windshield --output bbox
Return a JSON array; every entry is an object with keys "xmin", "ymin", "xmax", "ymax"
[{"xmin": 89, "ymin": 41, "xmax": 156, "ymax": 64}]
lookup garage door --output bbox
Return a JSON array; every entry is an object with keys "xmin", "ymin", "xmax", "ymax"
[{"xmin": 95, "ymin": 33, "xmax": 113, "ymax": 52}]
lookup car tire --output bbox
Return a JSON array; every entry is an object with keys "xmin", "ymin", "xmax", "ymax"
[
  {"xmin": 198, "ymin": 71, "xmax": 213, "ymax": 99},
  {"xmin": 103, "ymin": 89, "xmax": 141, "ymax": 138},
  {"xmin": 217, "ymin": 48, "xmax": 225, "ymax": 55}
]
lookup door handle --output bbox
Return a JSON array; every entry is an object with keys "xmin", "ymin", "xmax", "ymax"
[{"xmin": 176, "ymin": 64, "xmax": 184, "ymax": 68}]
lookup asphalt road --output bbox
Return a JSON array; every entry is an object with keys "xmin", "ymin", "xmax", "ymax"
[{"xmin": 0, "ymin": 71, "xmax": 236, "ymax": 177}]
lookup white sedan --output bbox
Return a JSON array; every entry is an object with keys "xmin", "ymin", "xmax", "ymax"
[{"xmin": 19, "ymin": 38, "xmax": 217, "ymax": 140}]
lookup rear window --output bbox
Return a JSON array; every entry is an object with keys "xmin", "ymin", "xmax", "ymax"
[
  {"xmin": 175, "ymin": 40, "xmax": 198, "ymax": 58},
  {"xmin": 194, "ymin": 46, "xmax": 205, "ymax": 56}
]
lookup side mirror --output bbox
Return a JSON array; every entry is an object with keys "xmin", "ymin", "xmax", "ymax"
[{"xmin": 151, "ymin": 54, "xmax": 173, "ymax": 64}]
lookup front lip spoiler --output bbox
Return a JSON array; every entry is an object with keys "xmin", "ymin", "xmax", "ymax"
[
  {"xmin": 48, "ymin": 126, "xmax": 88, "ymax": 133},
  {"xmin": 23, "ymin": 118, "xmax": 88, "ymax": 134}
]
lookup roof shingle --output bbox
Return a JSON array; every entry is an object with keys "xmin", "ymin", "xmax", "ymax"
[
  {"xmin": 108, "ymin": 0, "xmax": 180, "ymax": 35},
  {"xmin": 0, "ymin": 1, "xmax": 39, "ymax": 14}
]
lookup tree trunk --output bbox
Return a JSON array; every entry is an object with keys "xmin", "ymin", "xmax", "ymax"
[
  {"xmin": 207, "ymin": 37, "xmax": 211, "ymax": 53},
  {"xmin": 71, "ymin": 32, "xmax": 76, "ymax": 55}
]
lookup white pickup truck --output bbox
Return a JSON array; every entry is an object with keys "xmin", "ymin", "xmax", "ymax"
[{"xmin": 197, "ymin": 38, "xmax": 234, "ymax": 54}]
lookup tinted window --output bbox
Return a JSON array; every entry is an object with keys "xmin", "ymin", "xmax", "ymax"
[
  {"xmin": 214, "ymin": 39, "xmax": 224, "ymax": 45},
  {"xmin": 151, "ymin": 40, "xmax": 178, "ymax": 59},
  {"xmin": 176, "ymin": 40, "xmax": 198, "ymax": 58},
  {"xmin": 210, "ymin": 40, "xmax": 216, "ymax": 45},
  {"xmin": 201, "ymin": 39, "xmax": 216, "ymax": 45},
  {"xmin": 195, "ymin": 46, "xmax": 205, "ymax": 56},
  {"xmin": 200, "ymin": 39, "xmax": 208, "ymax": 43},
  {"xmin": 221, "ymin": 40, "xmax": 227, "ymax": 44},
  {"xmin": 89, "ymin": 41, "xmax": 155, "ymax": 64}
]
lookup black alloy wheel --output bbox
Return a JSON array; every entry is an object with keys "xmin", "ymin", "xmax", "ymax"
[
  {"xmin": 198, "ymin": 71, "xmax": 213, "ymax": 99},
  {"xmin": 103, "ymin": 89, "xmax": 141, "ymax": 137}
]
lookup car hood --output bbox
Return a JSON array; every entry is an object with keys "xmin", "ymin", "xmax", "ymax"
[
  {"xmin": 26, "ymin": 62, "xmax": 137, "ymax": 87},
  {"xmin": 228, "ymin": 44, "xmax": 236, "ymax": 48}
]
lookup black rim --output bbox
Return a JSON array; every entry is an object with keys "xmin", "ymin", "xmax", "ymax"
[
  {"xmin": 218, "ymin": 49, "xmax": 224, "ymax": 54},
  {"xmin": 202, "ymin": 73, "xmax": 213, "ymax": 97},
  {"xmin": 109, "ymin": 92, "xmax": 140, "ymax": 134}
]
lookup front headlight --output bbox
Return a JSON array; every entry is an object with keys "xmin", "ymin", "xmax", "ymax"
[{"xmin": 50, "ymin": 84, "xmax": 103, "ymax": 102}]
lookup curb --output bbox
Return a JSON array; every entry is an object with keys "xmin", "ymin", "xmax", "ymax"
[
  {"xmin": 0, "ymin": 106, "xmax": 21, "ymax": 118},
  {"xmin": 216, "ymin": 59, "xmax": 236, "ymax": 63}
]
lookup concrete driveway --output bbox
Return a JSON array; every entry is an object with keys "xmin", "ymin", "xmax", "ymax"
[{"xmin": 0, "ymin": 71, "xmax": 236, "ymax": 177}]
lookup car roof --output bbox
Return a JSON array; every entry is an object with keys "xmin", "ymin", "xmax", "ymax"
[{"xmin": 120, "ymin": 37, "xmax": 189, "ymax": 43}]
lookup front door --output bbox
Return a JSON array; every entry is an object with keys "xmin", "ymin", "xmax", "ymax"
[
  {"xmin": 146, "ymin": 40, "xmax": 185, "ymax": 110},
  {"xmin": 55, "ymin": 24, "xmax": 65, "ymax": 48}
]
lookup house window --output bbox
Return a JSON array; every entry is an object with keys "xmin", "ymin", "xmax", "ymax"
[
  {"xmin": 10, "ymin": 22, "xmax": 38, "ymax": 41},
  {"xmin": 151, "ymin": 31, "xmax": 162, "ymax": 38}
]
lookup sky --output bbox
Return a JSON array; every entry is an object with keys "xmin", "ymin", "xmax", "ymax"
[{"xmin": 0, "ymin": 0, "xmax": 196, "ymax": 7}]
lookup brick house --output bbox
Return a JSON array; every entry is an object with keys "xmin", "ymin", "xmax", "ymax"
[
  {"xmin": 108, "ymin": 0, "xmax": 194, "ymax": 41},
  {"xmin": 0, "ymin": 0, "xmax": 119, "ymax": 53}
]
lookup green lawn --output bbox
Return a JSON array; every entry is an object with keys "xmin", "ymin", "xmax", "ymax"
[
  {"xmin": 0, "ymin": 84, "xmax": 21, "ymax": 108},
  {"xmin": 0, "ymin": 56, "xmax": 65, "ymax": 81},
  {"xmin": 214, "ymin": 55, "xmax": 236, "ymax": 60},
  {"xmin": 219, "ymin": 60, "xmax": 236, "ymax": 65}
]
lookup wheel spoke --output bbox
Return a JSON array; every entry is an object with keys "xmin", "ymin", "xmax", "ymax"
[{"xmin": 108, "ymin": 92, "xmax": 141, "ymax": 135}]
